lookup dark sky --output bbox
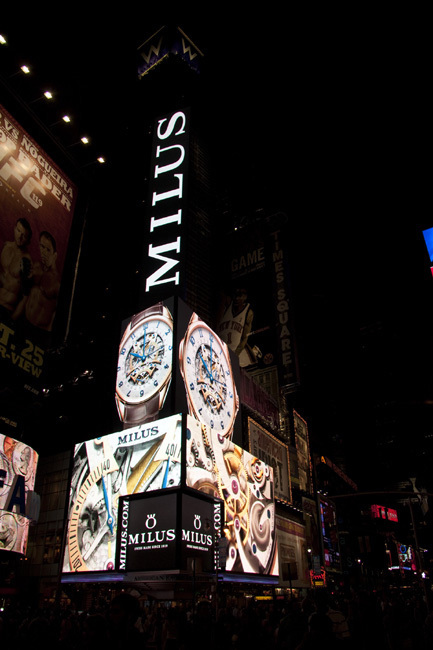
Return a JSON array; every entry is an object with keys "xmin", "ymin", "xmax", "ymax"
[{"xmin": 2, "ymin": 13, "xmax": 433, "ymax": 489}]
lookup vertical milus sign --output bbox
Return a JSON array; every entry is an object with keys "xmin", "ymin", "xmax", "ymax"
[{"xmin": 143, "ymin": 109, "xmax": 190, "ymax": 300}]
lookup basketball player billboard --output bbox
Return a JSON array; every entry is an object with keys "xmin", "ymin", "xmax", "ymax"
[
  {"xmin": 217, "ymin": 212, "xmax": 299, "ymax": 392},
  {"xmin": 0, "ymin": 104, "xmax": 77, "ymax": 380}
]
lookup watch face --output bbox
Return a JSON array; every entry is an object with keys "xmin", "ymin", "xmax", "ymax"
[
  {"xmin": 181, "ymin": 319, "xmax": 238, "ymax": 437},
  {"xmin": 62, "ymin": 415, "xmax": 183, "ymax": 573},
  {"xmin": 66, "ymin": 439, "xmax": 120, "ymax": 572},
  {"xmin": 116, "ymin": 313, "xmax": 173, "ymax": 406}
]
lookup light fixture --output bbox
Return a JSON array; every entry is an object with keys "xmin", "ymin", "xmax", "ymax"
[
  {"xmin": 97, "ymin": 156, "xmax": 105, "ymax": 164},
  {"xmin": 81, "ymin": 136, "xmax": 90, "ymax": 144},
  {"xmin": 21, "ymin": 65, "xmax": 30, "ymax": 74},
  {"xmin": 0, "ymin": 35, "xmax": 7, "ymax": 45},
  {"xmin": 44, "ymin": 91, "xmax": 53, "ymax": 100},
  {"xmin": 62, "ymin": 115, "xmax": 71, "ymax": 123}
]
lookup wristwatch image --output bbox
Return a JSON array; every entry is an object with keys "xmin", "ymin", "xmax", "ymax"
[
  {"xmin": 115, "ymin": 302, "xmax": 174, "ymax": 426},
  {"xmin": 66, "ymin": 438, "xmax": 119, "ymax": 572},
  {"xmin": 179, "ymin": 312, "xmax": 239, "ymax": 439}
]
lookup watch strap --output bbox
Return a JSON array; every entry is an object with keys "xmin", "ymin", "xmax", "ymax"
[
  {"xmin": 121, "ymin": 392, "xmax": 161, "ymax": 426},
  {"xmin": 130, "ymin": 302, "xmax": 165, "ymax": 329}
]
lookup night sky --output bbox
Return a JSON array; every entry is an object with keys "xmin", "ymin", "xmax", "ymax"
[{"xmin": 1, "ymin": 13, "xmax": 433, "ymax": 493}]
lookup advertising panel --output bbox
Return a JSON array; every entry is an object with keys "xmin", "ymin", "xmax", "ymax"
[
  {"xmin": 114, "ymin": 298, "xmax": 241, "ymax": 444},
  {"xmin": 217, "ymin": 213, "xmax": 298, "ymax": 390},
  {"xmin": 248, "ymin": 417, "xmax": 291, "ymax": 504},
  {"xmin": 186, "ymin": 416, "xmax": 278, "ymax": 576},
  {"xmin": 62, "ymin": 413, "xmax": 182, "ymax": 573},
  {"xmin": 320, "ymin": 498, "xmax": 340, "ymax": 570},
  {"xmin": 0, "ymin": 433, "xmax": 38, "ymax": 554},
  {"xmin": 293, "ymin": 411, "xmax": 313, "ymax": 495},
  {"xmin": 117, "ymin": 491, "xmax": 220, "ymax": 573},
  {"xmin": 0, "ymin": 104, "xmax": 77, "ymax": 377},
  {"xmin": 115, "ymin": 301, "xmax": 175, "ymax": 427},
  {"xmin": 141, "ymin": 109, "xmax": 190, "ymax": 302},
  {"xmin": 275, "ymin": 515, "xmax": 310, "ymax": 588},
  {"xmin": 117, "ymin": 493, "xmax": 178, "ymax": 572}
]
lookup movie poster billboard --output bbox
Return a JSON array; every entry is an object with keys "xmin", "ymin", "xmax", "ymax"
[
  {"xmin": 186, "ymin": 416, "xmax": 279, "ymax": 576},
  {"xmin": 247, "ymin": 417, "xmax": 291, "ymax": 504},
  {"xmin": 62, "ymin": 414, "xmax": 182, "ymax": 573},
  {"xmin": 293, "ymin": 410, "xmax": 313, "ymax": 495},
  {"xmin": 0, "ymin": 104, "xmax": 77, "ymax": 378},
  {"xmin": 0, "ymin": 433, "xmax": 38, "ymax": 554}
]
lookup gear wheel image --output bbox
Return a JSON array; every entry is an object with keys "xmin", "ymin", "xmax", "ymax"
[{"xmin": 218, "ymin": 451, "xmax": 250, "ymax": 544}]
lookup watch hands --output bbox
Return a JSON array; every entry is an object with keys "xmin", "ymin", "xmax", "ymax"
[
  {"xmin": 209, "ymin": 338, "xmax": 213, "ymax": 373},
  {"xmin": 129, "ymin": 342, "xmax": 165, "ymax": 362},
  {"xmin": 101, "ymin": 476, "xmax": 114, "ymax": 534},
  {"xmin": 199, "ymin": 350, "xmax": 213, "ymax": 380}
]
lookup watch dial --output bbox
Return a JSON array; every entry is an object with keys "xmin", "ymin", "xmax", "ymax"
[
  {"xmin": 182, "ymin": 322, "xmax": 237, "ymax": 436},
  {"xmin": 117, "ymin": 316, "xmax": 173, "ymax": 404}
]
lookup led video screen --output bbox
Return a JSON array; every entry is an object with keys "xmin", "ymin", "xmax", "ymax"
[
  {"xmin": 118, "ymin": 493, "xmax": 178, "ymax": 572},
  {"xmin": 117, "ymin": 491, "xmax": 220, "ymax": 573},
  {"xmin": 185, "ymin": 417, "xmax": 279, "ymax": 576},
  {"xmin": 0, "ymin": 434, "xmax": 38, "ymax": 554},
  {"xmin": 62, "ymin": 413, "xmax": 182, "ymax": 573}
]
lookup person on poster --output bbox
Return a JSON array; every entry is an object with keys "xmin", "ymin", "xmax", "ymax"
[
  {"xmin": 13, "ymin": 231, "xmax": 60, "ymax": 332},
  {"xmin": 0, "ymin": 218, "xmax": 33, "ymax": 316},
  {"xmin": 218, "ymin": 286, "xmax": 260, "ymax": 367}
]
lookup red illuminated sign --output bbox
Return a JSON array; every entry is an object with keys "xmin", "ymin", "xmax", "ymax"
[{"xmin": 371, "ymin": 504, "xmax": 398, "ymax": 522}]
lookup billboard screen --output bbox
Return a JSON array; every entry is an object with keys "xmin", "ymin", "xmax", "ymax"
[
  {"xmin": 0, "ymin": 433, "xmax": 38, "ymax": 554},
  {"xmin": 117, "ymin": 491, "xmax": 220, "ymax": 573},
  {"xmin": 247, "ymin": 417, "xmax": 291, "ymax": 504},
  {"xmin": 62, "ymin": 413, "xmax": 182, "ymax": 573},
  {"xmin": 186, "ymin": 416, "xmax": 278, "ymax": 576},
  {"xmin": 0, "ymin": 104, "xmax": 77, "ymax": 376},
  {"xmin": 117, "ymin": 493, "xmax": 178, "ymax": 572},
  {"xmin": 114, "ymin": 299, "xmax": 242, "ymax": 444},
  {"xmin": 216, "ymin": 214, "xmax": 298, "ymax": 390}
]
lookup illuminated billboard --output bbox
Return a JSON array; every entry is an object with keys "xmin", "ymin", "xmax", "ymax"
[
  {"xmin": 186, "ymin": 416, "xmax": 279, "ymax": 576},
  {"xmin": 0, "ymin": 104, "xmax": 77, "ymax": 377},
  {"xmin": 114, "ymin": 299, "xmax": 241, "ymax": 444},
  {"xmin": 62, "ymin": 414, "xmax": 182, "ymax": 573},
  {"xmin": 115, "ymin": 302, "xmax": 174, "ymax": 427},
  {"xmin": 142, "ymin": 110, "xmax": 190, "ymax": 300},
  {"xmin": 248, "ymin": 417, "xmax": 291, "ymax": 504},
  {"xmin": 0, "ymin": 434, "xmax": 38, "ymax": 554},
  {"xmin": 371, "ymin": 504, "xmax": 398, "ymax": 522},
  {"xmin": 117, "ymin": 491, "xmax": 220, "ymax": 573}
]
